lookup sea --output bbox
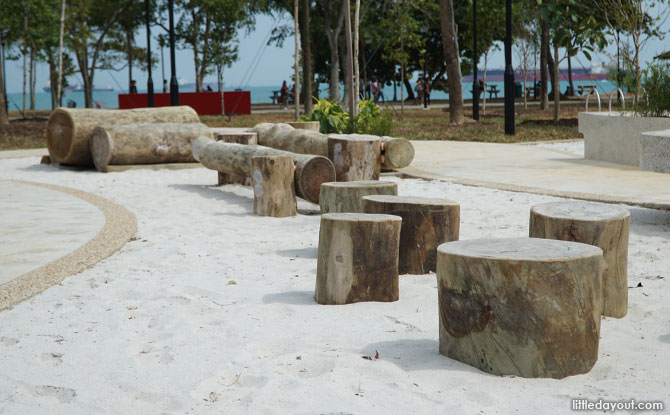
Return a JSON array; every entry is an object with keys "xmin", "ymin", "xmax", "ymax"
[{"xmin": 7, "ymin": 79, "xmax": 618, "ymax": 111}]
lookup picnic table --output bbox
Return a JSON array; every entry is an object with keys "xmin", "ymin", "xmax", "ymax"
[
  {"xmin": 487, "ymin": 85, "xmax": 499, "ymax": 99},
  {"xmin": 577, "ymin": 85, "xmax": 596, "ymax": 96},
  {"xmin": 270, "ymin": 90, "xmax": 280, "ymax": 105}
]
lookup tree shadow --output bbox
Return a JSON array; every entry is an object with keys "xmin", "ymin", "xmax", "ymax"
[
  {"xmin": 169, "ymin": 183, "xmax": 252, "ymax": 211},
  {"xmin": 262, "ymin": 290, "xmax": 316, "ymax": 305},
  {"xmin": 629, "ymin": 207, "xmax": 670, "ymax": 238}
]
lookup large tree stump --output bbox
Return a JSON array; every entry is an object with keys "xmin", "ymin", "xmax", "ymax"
[
  {"xmin": 89, "ymin": 122, "xmax": 211, "ymax": 172},
  {"xmin": 380, "ymin": 136, "xmax": 415, "ymax": 170},
  {"xmin": 47, "ymin": 106, "xmax": 199, "ymax": 166},
  {"xmin": 437, "ymin": 238, "xmax": 604, "ymax": 379},
  {"xmin": 315, "ymin": 213, "xmax": 402, "ymax": 305},
  {"xmin": 363, "ymin": 195, "xmax": 459, "ymax": 274},
  {"xmin": 288, "ymin": 121, "xmax": 320, "ymax": 131},
  {"xmin": 250, "ymin": 155, "xmax": 297, "ymax": 217},
  {"xmin": 213, "ymin": 131, "xmax": 258, "ymax": 186},
  {"xmin": 529, "ymin": 201, "xmax": 630, "ymax": 318},
  {"xmin": 328, "ymin": 134, "xmax": 381, "ymax": 181},
  {"xmin": 192, "ymin": 137, "xmax": 335, "ymax": 204},
  {"xmin": 319, "ymin": 181, "xmax": 398, "ymax": 214}
]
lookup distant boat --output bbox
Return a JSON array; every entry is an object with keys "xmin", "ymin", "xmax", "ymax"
[{"xmin": 43, "ymin": 83, "xmax": 114, "ymax": 93}]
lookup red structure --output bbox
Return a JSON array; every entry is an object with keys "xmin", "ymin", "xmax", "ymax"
[{"xmin": 118, "ymin": 91, "xmax": 251, "ymax": 115}]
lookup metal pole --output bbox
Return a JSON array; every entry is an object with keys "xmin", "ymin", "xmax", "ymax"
[
  {"xmin": 168, "ymin": 0, "xmax": 179, "ymax": 105},
  {"xmin": 145, "ymin": 0, "xmax": 154, "ymax": 107},
  {"xmin": 472, "ymin": 0, "xmax": 479, "ymax": 120},
  {"xmin": 504, "ymin": 0, "xmax": 514, "ymax": 135},
  {"xmin": 294, "ymin": 0, "xmax": 300, "ymax": 121}
]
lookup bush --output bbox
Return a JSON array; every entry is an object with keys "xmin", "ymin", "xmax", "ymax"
[
  {"xmin": 637, "ymin": 63, "xmax": 670, "ymax": 117},
  {"xmin": 300, "ymin": 98, "xmax": 394, "ymax": 135}
]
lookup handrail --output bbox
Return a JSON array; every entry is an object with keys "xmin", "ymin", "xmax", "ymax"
[
  {"xmin": 585, "ymin": 88, "xmax": 601, "ymax": 112},
  {"xmin": 608, "ymin": 88, "xmax": 625, "ymax": 112}
]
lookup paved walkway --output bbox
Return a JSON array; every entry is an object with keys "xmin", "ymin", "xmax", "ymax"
[{"xmin": 401, "ymin": 140, "xmax": 670, "ymax": 210}]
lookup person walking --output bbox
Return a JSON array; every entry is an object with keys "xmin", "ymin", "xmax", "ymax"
[{"xmin": 280, "ymin": 81, "xmax": 289, "ymax": 109}]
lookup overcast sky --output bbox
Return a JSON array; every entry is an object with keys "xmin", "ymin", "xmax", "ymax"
[{"xmin": 4, "ymin": 11, "xmax": 670, "ymax": 94}]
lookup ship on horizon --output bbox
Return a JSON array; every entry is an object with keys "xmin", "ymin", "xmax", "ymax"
[{"xmin": 43, "ymin": 83, "xmax": 114, "ymax": 93}]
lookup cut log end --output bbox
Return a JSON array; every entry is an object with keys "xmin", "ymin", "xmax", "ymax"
[
  {"xmin": 296, "ymin": 156, "xmax": 336, "ymax": 204},
  {"xmin": 90, "ymin": 127, "xmax": 114, "ymax": 172},
  {"xmin": 46, "ymin": 109, "xmax": 74, "ymax": 162},
  {"xmin": 382, "ymin": 137, "xmax": 415, "ymax": 170}
]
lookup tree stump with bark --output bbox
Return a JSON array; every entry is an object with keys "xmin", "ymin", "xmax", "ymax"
[
  {"xmin": 47, "ymin": 106, "xmax": 199, "ymax": 166},
  {"xmin": 315, "ymin": 213, "xmax": 402, "ymax": 305},
  {"xmin": 437, "ymin": 237, "xmax": 604, "ymax": 379},
  {"xmin": 363, "ymin": 195, "xmax": 459, "ymax": 274},
  {"xmin": 328, "ymin": 134, "xmax": 381, "ymax": 181},
  {"xmin": 380, "ymin": 136, "xmax": 415, "ymax": 170},
  {"xmin": 192, "ymin": 136, "xmax": 334, "ymax": 204},
  {"xmin": 288, "ymin": 121, "xmax": 320, "ymax": 131},
  {"xmin": 319, "ymin": 181, "xmax": 398, "ymax": 214},
  {"xmin": 529, "ymin": 201, "xmax": 630, "ymax": 318},
  {"xmin": 213, "ymin": 131, "xmax": 258, "ymax": 186},
  {"xmin": 89, "ymin": 122, "xmax": 211, "ymax": 172},
  {"xmin": 250, "ymin": 155, "xmax": 297, "ymax": 217}
]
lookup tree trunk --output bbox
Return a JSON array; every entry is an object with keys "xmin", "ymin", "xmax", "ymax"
[
  {"xmin": 567, "ymin": 53, "xmax": 574, "ymax": 96},
  {"xmin": 315, "ymin": 213, "xmax": 401, "ymax": 304},
  {"xmin": 403, "ymin": 78, "xmax": 416, "ymax": 101},
  {"xmin": 540, "ymin": 20, "xmax": 548, "ymax": 110},
  {"xmin": 324, "ymin": 0, "xmax": 345, "ymax": 101},
  {"xmin": 30, "ymin": 47, "xmax": 36, "ymax": 115},
  {"xmin": 483, "ymin": 51, "xmax": 488, "ymax": 115},
  {"xmin": 437, "ymin": 237, "xmax": 603, "ymax": 379},
  {"xmin": 380, "ymin": 136, "xmax": 415, "ymax": 170},
  {"xmin": 300, "ymin": 0, "xmax": 313, "ymax": 113},
  {"xmin": 363, "ymin": 195, "xmax": 460, "ymax": 274},
  {"xmin": 192, "ymin": 136, "xmax": 335, "ymax": 205},
  {"xmin": 127, "ymin": 28, "xmax": 133, "ymax": 92},
  {"xmin": 547, "ymin": 40, "xmax": 556, "ymax": 101},
  {"xmin": 90, "ymin": 122, "xmax": 211, "ymax": 171},
  {"xmin": 439, "ymin": 0, "xmax": 464, "ymax": 124},
  {"xmin": 319, "ymin": 180, "xmax": 398, "ymax": 214},
  {"xmin": 0, "ymin": 30, "xmax": 7, "ymax": 126},
  {"xmin": 46, "ymin": 106, "xmax": 200, "ymax": 165},
  {"xmin": 328, "ymin": 134, "xmax": 381, "ymax": 181},
  {"xmin": 251, "ymin": 155, "xmax": 297, "ymax": 217},
  {"xmin": 353, "ymin": 0, "xmax": 360, "ymax": 111},
  {"xmin": 529, "ymin": 201, "xmax": 630, "ymax": 318},
  {"xmin": 553, "ymin": 42, "xmax": 560, "ymax": 124}
]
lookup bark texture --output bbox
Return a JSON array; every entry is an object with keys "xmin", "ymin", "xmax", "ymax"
[
  {"xmin": 90, "ymin": 122, "xmax": 210, "ymax": 172},
  {"xmin": 47, "ymin": 106, "xmax": 200, "ymax": 166},
  {"xmin": 437, "ymin": 238, "xmax": 604, "ymax": 379},
  {"xmin": 380, "ymin": 136, "xmax": 415, "ymax": 170},
  {"xmin": 328, "ymin": 134, "xmax": 381, "ymax": 181},
  {"xmin": 288, "ymin": 121, "xmax": 320, "ymax": 131},
  {"xmin": 315, "ymin": 213, "xmax": 401, "ymax": 305},
  {"xmin": 252, "ymin": 123, "xmax": 328, "ymax": 156},
  {"xmin": 192, "ymin": 136, "xmax": 334, "ymax": 204},
  {"xmin": 438, "ymin": 0, "xmax": 465, "ymax": 124},
  {"xmin": 319, "ymin": 181, "xmax": 397, "ymax": 214},
  {"xmin": 212, "ymin": 131, "xmax": 258, "ymax": 185},
  {"xmin": 529, "ymin": 201, "xmax": 630, "ymax": 318},
  {"xmin": 363, "ymin": 195, "xmax": 460, "ymax": 274},
  {"xmin": 251, "ymin": 155, "xmax": 297, "ymax": 217}
]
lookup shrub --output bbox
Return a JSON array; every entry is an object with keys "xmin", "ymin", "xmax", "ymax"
[
  {"xmin": 300, "ymin": 98, "xmax": 394, "ymax": 135},
  {"xmin": 637, "ymin": 62, "xmax": 670, "ymax": 117},
  {"xmin": 300, "ymin": 98, "xmax": 349, "ymax": 134}
]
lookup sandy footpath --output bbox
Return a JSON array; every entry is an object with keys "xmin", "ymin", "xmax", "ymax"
[{"xmin": 0, "ymin": 155, "xmax": 668, "ymax": 415}]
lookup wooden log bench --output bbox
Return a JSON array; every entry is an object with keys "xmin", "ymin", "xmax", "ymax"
[
  {"xmin": 529, "ymin": 201, "xmax": 630, "ymax": 318},
  {"xmin": 213, "ymin": 131, "xmax": 258, "ymax": 185},
  {"xmin": 315, "ymin": 213, "xmax": 402, "ymax": 305},
  {"xmin": 319, "ymin": 181, "xmax": 398, "ymax": 214},
  {"xmin": 437, "ymin": 237, "xmax": 604, "ymax": 379},
  {"xmin": 251, "ymin": 155, "xmax": 297, "ymax": 217},
  {"xmin": 363, "ymin": 195, "xmax": 460, "ymax": 274},
  {"xmin": 288, "ymin": 121, "xmax": 320, "ymax": 131}
]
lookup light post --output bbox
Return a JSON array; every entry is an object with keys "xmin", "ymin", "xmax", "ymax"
[
  {"xmin": 168, "ymin": 0, "xmax": 179, "ymax": 106},
  {"xmin": 473, "ymin": 0, "xmax": 479, "ymax": 120},
  {"xmin": 145, "ymin": 0, "xmax": 154, "ymax": 107},
  {"xmin": 504, "ymin": 0, "xmax": 514, "ymax": 135}
]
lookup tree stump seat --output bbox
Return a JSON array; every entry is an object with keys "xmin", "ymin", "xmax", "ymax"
[
  {"xmin": 250, "ymin": 155, "xmax": 297, "ymax": 217},
  {"xmin": 328, "ymin": 134, "xmax": 381, "ymax": 181},
  {"xmin": 363, "ymin": 195, "xmax": 460, "ymax": 274},
  {"xmin": 319, "ymin": 181, "xmax": 398, "ymax": 214},
  {"xmin": 316, "ymin": 213, "xmax": 402, "ymax": 305},
  {"xmin": 529, "ymin": 201, "xmax": 630, "ymax": 318},
  {"xmin": 436, "ymin": 237, "xmax": 604, "ymax": 379}
]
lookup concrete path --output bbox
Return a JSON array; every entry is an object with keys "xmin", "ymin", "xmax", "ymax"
[{"xmin": 402, "ymin": 140, "xmax": 670, "ymax": 210}]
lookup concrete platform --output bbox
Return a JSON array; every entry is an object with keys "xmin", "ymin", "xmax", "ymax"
[{"xmin": 401, "ymin": 140, "xmax": 670, "ymax": 210}]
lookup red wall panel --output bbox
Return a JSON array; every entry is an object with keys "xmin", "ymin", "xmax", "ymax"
[{"xmin": 118, "ymin": 91, "xmax": 251, "ymax": 115}]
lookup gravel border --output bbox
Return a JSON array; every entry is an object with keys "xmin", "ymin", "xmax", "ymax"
[{"xmin": 0, "ymin": 180, "xmax": 137, "ymax": 311}]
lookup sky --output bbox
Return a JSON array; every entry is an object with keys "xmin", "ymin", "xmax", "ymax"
[{"xmin": 3, "ymin": 10, "xmax": 670, "ymax": 94}]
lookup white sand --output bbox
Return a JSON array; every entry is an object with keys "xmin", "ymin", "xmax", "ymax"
[{"xmin": 0, "ymin": 156, "xmax": 668, "ymax": 414}]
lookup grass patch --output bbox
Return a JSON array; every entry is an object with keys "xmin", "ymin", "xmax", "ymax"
[{"xmin": 0, "ymin": 119, "xmax": 47, "ymax": 150}]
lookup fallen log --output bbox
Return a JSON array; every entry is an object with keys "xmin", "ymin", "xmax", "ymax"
[
  {"xmin": 380, "ymin": 136, "xmax": 414, "ymax": 170},
  {"xmin": 253, "ymin": 123, "xmax": 329, "ymax": 156},
  {"xmin": 47, "ymin": 106, "xmax": 200, "ymax": 166},
  {"xmin": 90, "ymin": 122, "xmax": 211, "ymax": 172},
  {"xmin": 192, "ymin": 136, "xmax": 335, "ymax": 204},
  {"xmin": 213, "ymin": 131, "xmax": 258, "ymax": 185}
]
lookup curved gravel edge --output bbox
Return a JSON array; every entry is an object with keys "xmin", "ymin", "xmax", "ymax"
[{"xmin": 0, "ymin": 180, "xmax": 137, "ymax": 311}]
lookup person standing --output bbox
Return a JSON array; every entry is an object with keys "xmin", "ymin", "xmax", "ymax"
[
  {"xmin": 130, "ymin": 80, "xmax": 138, "ymax": 94},
  {"xmin": 280, "ymin": 80, "xmax": 289, "ymax": 109}
]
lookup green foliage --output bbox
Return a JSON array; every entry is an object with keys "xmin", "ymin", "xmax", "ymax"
[
  {"xmin": 301, "ymin": 98, "xmax": 393, "ymax": 136},
  {"xmin": 636, "ymin": 63, "xmax": 670, "ymax": 117}
]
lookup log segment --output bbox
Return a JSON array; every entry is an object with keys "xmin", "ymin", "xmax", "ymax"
[
  {"xmin": 90, "ymin": 122, "xmax": 211, "ymax": 172},
  {"xmin": 315, "ymin": 213, "xmax": 402, "ymax": 305},
  {"xmin": 529, "ymin": 201, "xmax": 630, "ymax": 318},
  {"xmin": 328, "ymin": 134, "xmax": 381, "ymax": 181},
  {"xmin": 288, "ymin": 121, "xmax": 320, "ymax": 131},
  {"xmin": 437, "ymin": 237, "xmax": 604, "ymax": 379},
  {"xmin": 319, "ymin": 181, "xmax": 398, "ymax": 214},
  {"xmin": 47, "ymin": 106, "xmax": 200, "ymax": 166},
  {"xmin": 251, "ymin": 155, "xmax": 297, "ymax": 217},
  {"xmin": 363, "ymin": 195, "xmax": 459, "ymax": 274},
  {"xmin": 191, "ymin": 136, "xmax": 335, "ymax": 204},
  {"xmin": 253, "ymin": 123, "xmax": 329, "ymax": 156},
  {"xmin": 213, "ymin": 131, "xmax": 258, "ymax": 185},
  {"xmin": 380, "ymin": 136, "xmax": 415, "ymax": 170}
]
